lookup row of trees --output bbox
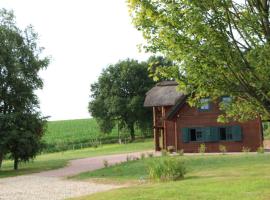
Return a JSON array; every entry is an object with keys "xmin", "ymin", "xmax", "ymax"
[{"xmin": 0, "ymin": 9, "xmax": 49, "ymax": 170}]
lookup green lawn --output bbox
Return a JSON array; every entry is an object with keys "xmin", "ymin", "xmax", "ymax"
[
  {"xmin": 0, "ymin": 140, "xmax": 153, "ymax": 178},
  {"xmin": 73, "ymin": 154, "xmax": 270, "ymax": 200}
]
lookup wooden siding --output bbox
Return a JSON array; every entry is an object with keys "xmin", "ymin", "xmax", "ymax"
[{"xmin": 159, "ymin": 103, "xmax": 263, "ymax": 152}]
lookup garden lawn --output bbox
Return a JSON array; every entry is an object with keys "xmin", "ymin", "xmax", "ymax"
[
  {"xmin": 73, "ymin": 154, "xmax": 270, "ymax": 200},
  {"xmin": 0, "ymin": 140, "xmax": 153, "ymax": 178}
]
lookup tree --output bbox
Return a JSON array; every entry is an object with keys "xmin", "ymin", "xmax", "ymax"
[
  {"xmin": 0, "ymin": 9, "xmax": 49, "ymax": 169},
  {"xmin": 89, "ymin": 59, "xmax": 155, "ymax": 141},
  {"xmin": 128, "ymin": 0, "xmax": 270, "ymax": 122}
]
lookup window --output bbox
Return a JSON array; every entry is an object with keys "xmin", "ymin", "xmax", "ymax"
[
  {"xmin": 181, "ymin": 125, "xmax": 242, "ymax": 143},
  {"xmin": 190, "ymin": 128, "xmax": 203, "ymax": 141},
  {"xmin": 199, "ymin": 98, "xmax": 211, "ymax": 111},
  {"xmin": 221, "ymin": 96, "xmax": 232, "ymax": 106},
  {"xmin": 219, "ymin": 127, "xmax": 226, "ymax": 140},
  {"xmin": 219, "ymin": 127, "xmax": 237, "ymax": 141}
]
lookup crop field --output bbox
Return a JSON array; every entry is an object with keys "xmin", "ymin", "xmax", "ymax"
[{"xmin": 43, "ymin": 118, "xmax": 150, "ymax": 152}]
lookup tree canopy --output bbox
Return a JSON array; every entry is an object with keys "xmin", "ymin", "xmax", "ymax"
[
  {"xmin": 128, "ymin": 0, "xmax": 270, "ymax": 122},
  {"xmin": 89, "ymin": 59, "xmax": 155, "ymax": 141},
  {"xmin": 0, "ymin": 9, "xmax": 49, "ymax": 169}
]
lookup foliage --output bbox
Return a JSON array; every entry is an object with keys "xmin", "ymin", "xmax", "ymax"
[
  {"xmin": 199, "ymin": 144, "xmax": 207, "ymax": 154},
  {"xmin": 103, "ymin": 159, "xmax": 109, "ymax": 168},
  {"xmin": 0, "ymin": 9, "xmax": 49, "ymax": 170},
  {"xmin": 177, "ymin": 149, "xmax": 184, "ymax": 156},
  {"xmin": 219, "ymin": 145, "xmax": 227, "ymax": 155},
  {"xmin": 257, "ymin": 146, "xmax": 265, "ymax": 154},
  {"xmin": 242, "ymin": 146, "xmax": 251, "ymax": 153},
  {"xmin": 167, "ymin": 146, "xmax": 175, "ymax": 153},
  {"xmin": 89, "ymin": 59, "xmax": 155, "ymax": 141},
  {"xmin": 161, "ymin": 149, "xmax": 168, "ymax": 156},
  {"xmin": 128, "ymin": 0, "xmax": 270, "ymax": 122},
  {"xmin": 140, "ymin": 153, "xmax": 145, "ymax": 160},
  {"xmin": 148, "ymin": 157, "xmax": 186, "ymax": 181},
  {"xmin": 147, "ymin": 152, "xmax": 154, "ymax": 158}
]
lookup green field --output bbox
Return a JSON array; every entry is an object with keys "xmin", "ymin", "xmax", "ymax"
[
  {"xmin": 43, "ymin": 118, "xmax": 150, "ymax": 152},
  {"xmin": 0, "ymin": 140, "xmax": 153, "ymax": 178},
  {"xmin": 73, "ymin": 154, "xmax": 270, "ymax": 200}
]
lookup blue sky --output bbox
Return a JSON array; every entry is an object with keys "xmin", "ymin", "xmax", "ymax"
[{"xmin": 0, "ymin": 0, "xmax": 150, "ymax": 120}]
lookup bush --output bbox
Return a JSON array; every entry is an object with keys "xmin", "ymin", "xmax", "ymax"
[
  {"xmin": 242, "ymin": 146, "xmax": 250, "ymax": 153},
  {"xmin": 147, "ymin": 152, "xmax": 154, "ymax": 158},
  {"xmin": 140, "ymin": 153, "xmax": 145, "ymax": 160},
  {"xmin": 161, "ymin": 150, "xmax": 168, "ymax": 156},
  {"xmin": 219, "ymin": 145, "xmax": 227, "ymax": 155},
  {"xmin": 167, "ymin": 146, "xmax": 175, "ymax": 153},
  {"xmin": 148, "ymin": 158, "xmax": 186, "ymax": 181},
  {"xmin": 198, "ymin": 143, "xmax": 206, "ymax": 154},
  {"xmin": 126, "ymin": 155, "xmax": 132, "ymax": 162},
  {"xmin": 103, "ymin": 159, "xmax": 109, "ymax": 168},
  {"xmin": 257, "ymin": 146, "xmax": 265, "ymax": 154},
  {"xmin": 177, "ymin": 149, "xmax": 184, "ymax": 156}
]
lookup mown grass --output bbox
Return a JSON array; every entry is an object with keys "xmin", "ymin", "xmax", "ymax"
[
  {"xmin": 73, "ymin": 154, "xmax": 270, "ymax": 200},
  {"xmin": 0, "ymin": 140, "xmax": 153, "ymax": 178}
]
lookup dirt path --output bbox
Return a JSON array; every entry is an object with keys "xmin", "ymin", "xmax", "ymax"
[{"xmin": 0, "ymin": 151, "xmax": 155, "ymax": 200}]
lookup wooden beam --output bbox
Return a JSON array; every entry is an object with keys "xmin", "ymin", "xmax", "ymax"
[
  {"xmin": 174, "ymin": 120, "xmax": 178, "ymax": 151},
  {"xmin": 162, "ymin": 106, "xmax": 167, "ymax": 150}
]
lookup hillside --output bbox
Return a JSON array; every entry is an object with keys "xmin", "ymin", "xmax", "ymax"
[{"xmin": 43, "ymin": 118, "xmax": 150, "ymax": 152}]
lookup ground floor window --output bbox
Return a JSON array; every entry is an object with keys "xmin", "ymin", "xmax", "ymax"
[{"xmin": 182, "ymin": 125, "xmax": 242, "ymax": 143}]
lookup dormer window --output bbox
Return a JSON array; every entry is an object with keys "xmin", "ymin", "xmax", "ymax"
[
  {"xmin": 221, "ymin": 96, "xmax": 232, "ymax": 105},
  {"xmin": 199, "ymin": 98, "xmax": 211, "ymax": 111}
]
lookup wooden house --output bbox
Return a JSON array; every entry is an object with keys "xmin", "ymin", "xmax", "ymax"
[{"xmin": 144, "ymin": 81, "xmax": 263, "ymax": 152}]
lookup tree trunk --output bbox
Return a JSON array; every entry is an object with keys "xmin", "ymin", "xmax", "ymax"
[
  {"xmin": 0, "ymin": 153, "xmax": 3, "ymax": 169},
  {"xmin": 14, "ymin": 156, "xmax": 19, "ymax": 170},
  {"xmin": 129, "ymin": 124, "xmax": 135, "ymax": 142}
]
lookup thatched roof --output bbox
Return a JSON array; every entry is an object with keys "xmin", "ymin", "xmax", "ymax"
[{"xmin": 144, "ymin": 81, "xmax": 186, "ymax": 107}]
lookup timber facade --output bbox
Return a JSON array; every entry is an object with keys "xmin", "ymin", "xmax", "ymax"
[{"xmin": 144, "ymin": 81, "xmax": 263, "ymax": 153}]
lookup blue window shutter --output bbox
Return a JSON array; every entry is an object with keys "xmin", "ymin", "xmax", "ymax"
[
  {"xmin": 232, "ymin": 126, "xmax": 242, "ymax": 141},
  {"xmin": 181, "ymin": 128, "xmax": 189, "ymax": 143},
  {"xmin": 210, "ymin": 127, "xmax": 219, "ymax": 141}
]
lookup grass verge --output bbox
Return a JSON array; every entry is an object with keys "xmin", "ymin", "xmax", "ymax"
[
  {"xmin": 72, "ymin": 154, "xmax": 270, "ymax": 200},
  {"xmin": 0, "ymin": 139, "xmax": 153, "ymax": 178}
]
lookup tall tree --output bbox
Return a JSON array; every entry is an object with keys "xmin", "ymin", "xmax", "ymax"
[
  {"xmin": 128, "ymin": 0, "xmax": 270, "ymax": 122},
  {"xmin": 89, "ymin": 59, "xmax": 155, "ymax": 141},
  {"xmin": 0, "ymin": 9, "xmax": 49, "ymax": 169}
]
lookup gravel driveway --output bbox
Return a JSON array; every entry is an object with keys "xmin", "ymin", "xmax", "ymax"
[{"xmin": 0, "ymin": 151, "xmax": 154, "ymax": 200}]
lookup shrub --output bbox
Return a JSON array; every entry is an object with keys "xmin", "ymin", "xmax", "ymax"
[
  {"xmin": 177, "ymin": 149, "xmax": 184, "ymax": 156},
  {"xmin": 219, "ymin": 145, "xmax": 227, "ymax": 155},
  {"xmin": 161, "ymin": 150, "xmax": 168, "ymax": 156},
  {"xmin": 103, "ymin": 159, "xmax": 109, "ymax": 168},
  {"xmin": 133, "ymin": 156, "xmax": 140, "ymax": 161},
  {"xmin": 167, "ymin": 146, "xmax": 175, "ymax": 153},
  {"xmin": 140, "ymin": 153, "xmax": 145, "ymax": 160},
  {"xmin": 198, "ymin": 143, "xmax": 206, "ymax": 154},
  {"xmin": 242, "ymin": 146, "xmax": 250, "ymax": 153},
  {"xmin": 257, "ymin": 146, "xmax": 265, "ymax": 154},
  {"xmin": 126, "ymin": 155, "xmax": 132, "ymax": 162},
  {"xmin": 147, "ymin": 152, "xmax": 154, "ymax": 158},
  {"xmin": 148, "ymin": 157, "xmax": 186, "ymax": 181}
]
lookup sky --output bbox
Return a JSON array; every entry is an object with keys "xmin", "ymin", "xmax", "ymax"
[{"xmin": 0, "ymin": 0, "xmax": 150, "ymax": 121}]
